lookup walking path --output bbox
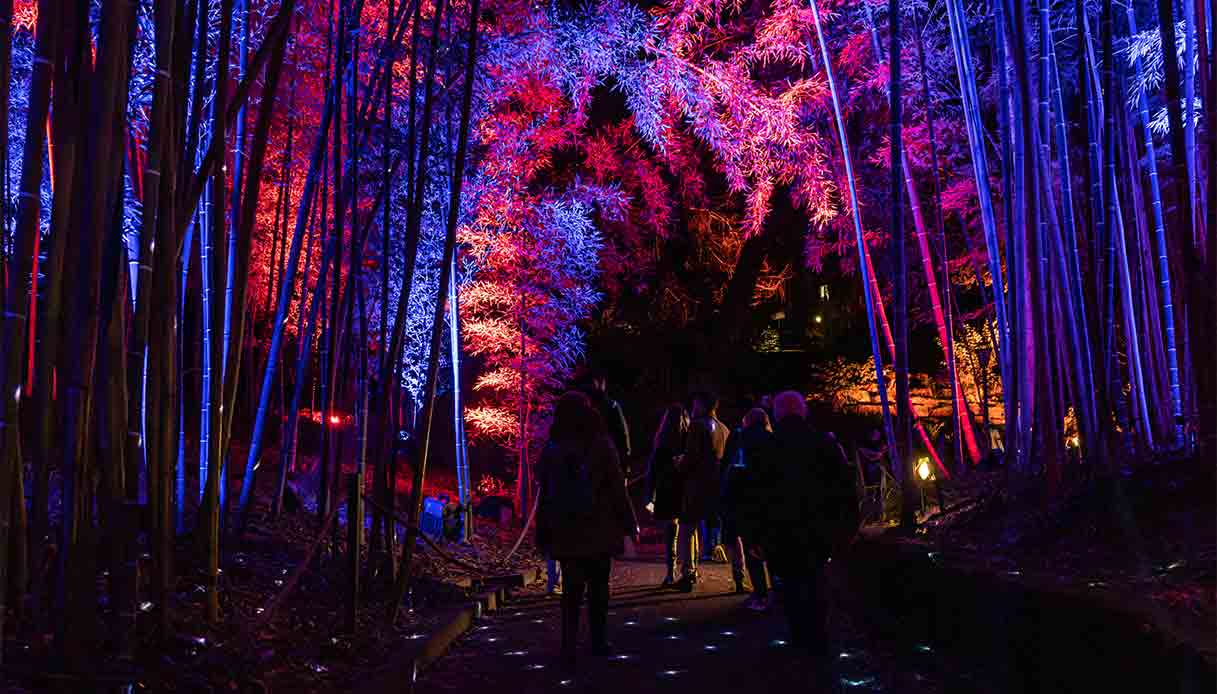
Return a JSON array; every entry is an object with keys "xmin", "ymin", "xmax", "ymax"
[{"xmin": 417, "ymin": 550, "xmax": 994, "ymax": 693}]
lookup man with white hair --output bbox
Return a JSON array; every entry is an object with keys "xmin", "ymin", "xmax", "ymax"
[{"xmin": 753, "ymin": 390, "xmax": 857, "ymax": 657}]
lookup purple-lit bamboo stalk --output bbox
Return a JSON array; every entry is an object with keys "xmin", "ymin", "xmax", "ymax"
[
  {"xmin": 806, "ymin": 0, "xmax": 897, "ymax": 468},
  {"xmin": 864, "ymin": 1, "xmax": 983, "ymax": 466}
]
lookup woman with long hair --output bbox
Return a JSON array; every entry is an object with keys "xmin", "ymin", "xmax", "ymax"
[
  {"xmin": 646, "ymin": 403, "xmax": 688, "ymax": 586},
  {"xmin": 536, "ymin": 391, "xmax": 639, "ymax": 667}
]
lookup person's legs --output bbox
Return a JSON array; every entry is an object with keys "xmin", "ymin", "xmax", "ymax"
[
  {"xmin": 722, "ymin": 521, "xmax": 746, "ymax": 591},
  {"xmin": 675, "ymin": 520, "xmax": 699, "ymax": 587},
  {"xmin": 663, "ymin": 520, "xmax": 678, "ymax": 583},
  {"xmin": 805, "ymin": 559, "xmax": 830, "ymax": 656},
  {"xmin": 772, "ymin": 557, "xmax": 809, "ymax": 645},
  {"xmin": 586, "ymin": 556, "xmax": 613, "ymax": 652},
  {"xmin": 559, "ymin": 559, "xmax": 588, "ymax": 660},
  {"xmin": 546, "ymin": 556, "xmax": 562, "ymax": 594},
  {"xmin": 745, "ymin": 553, "xmax": 769, "ymax": 599}
]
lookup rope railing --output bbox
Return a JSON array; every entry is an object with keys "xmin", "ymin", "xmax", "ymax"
[{"xmin": 362, "ymin": 493, "xmax": 487, "ymax": 576}]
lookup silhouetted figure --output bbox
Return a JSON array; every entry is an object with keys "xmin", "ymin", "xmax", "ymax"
[
  {"xmin": 674, "ymin": 391, "xmax": 728, "ymax": 592},
  {"xmin": 586, "ymin": 373, "xmax": 632, "ymax": 462},
  {"xmin": 646, "ymin": 403, "xmax": 689, "ymax": 586},
  {"xmin": 753, "ymin": 391, "xmax": 858, "ymax": 656},
  {"xmin": 721, "ymin": 407, "xmax": 773, "ymax": 605},
  {"xmin": 536, "ymin": 391, "xmax": 639, "ymax": 668}
]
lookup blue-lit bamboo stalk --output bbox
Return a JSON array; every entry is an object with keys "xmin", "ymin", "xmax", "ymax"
[
  {"xmin": 449, "ymin": 256, "xmax": 471, "ymax": 537},
  {"xmin": 390, "ymin": 0, "xmax": 479, "ymax": 619},
  {"xmin": 994, "ymin": 0, "xmax": 1017, "ymax": 454},
  {"xmin": 1049, "ymin": 33, "xmax": 1101, "ymax": 451},
  {"xmin": 947, "ymin": 0, "xmax": 1015, "ymax": 463},
  {"xmin": 807, "ymin": 0, "xmax": 897, "ymax": 465},
  {"xmin": 238, "ymin": 65, "xmax": 340, "ymax": 526},
  {"xmin": 1126, "ymin": 5, "xmax": 1185, "ymax": 447}
]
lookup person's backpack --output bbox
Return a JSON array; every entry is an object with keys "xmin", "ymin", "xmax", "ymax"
[{"xmin": 543, "ymin": 446, "xmax": 597, "ymax": 525}]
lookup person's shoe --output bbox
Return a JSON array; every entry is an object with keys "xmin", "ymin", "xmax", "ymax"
[
  {"xmin": 733, "ymin": 578, "xmax": 747, "ymax": 595},
  {"xmin": 675, "ymin": 574, "xmax": 696, "ymax": 593},
  {"xmin": 660, "ymin": 573, "xmax": 676, "ymax": 588}
]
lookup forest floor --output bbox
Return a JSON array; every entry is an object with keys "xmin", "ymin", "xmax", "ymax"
[
  {"xmin": 905, "ymin": 453, "xmax": 1216, "ymax": 662},
  {"xmin": 1, "ymin": 448, "xmax": 542, "ymax": 694}
]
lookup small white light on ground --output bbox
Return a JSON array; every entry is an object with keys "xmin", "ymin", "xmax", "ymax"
[
  {"xmin": 704, "ymin": 645, "xmax": 719, "ymax": 652},
  {"xmin": 486, "ymin": 637, "xmax": 500, "ymax": 643},
  {"xmin": 611, "ymin": 654, "xmax": 633, "ymax": 661},
  {"xmin": 505, "ymin": 650, "xmax": 528, "ymax": 656},
  {"xmin": 665, "ymin": 635, "xmax": 682, "ymax": 640},
  {"xmin": 407, "ymin": 633, "xmax": 427, "ymax": 640},
  {"xmin": 559, "ymin": 679, "xmax": 574, "ymax": 687},
  {"xmin": 624, "ymin": 620, "xmax": 639, "ymax": 626},
  {"xmin": 663, "ymin": 617, "xmax": 679, "ymax": 622},
  {"xmin": 531, "ymin": 619, "xmax": 544, "ymax": 624},
  {"xmin": 526, "ymin": 664, "xmax": 545, "ymax": 671},
  {"xmin": 917, "ymin": 644, "xmax": 933, "ymax": 653},
  {"xmin": 139, "ymin": 601, "xmax": 154, "ymax": 612},
  {"xmin": 720, "ymin": 630, "xmax": 736, "ymax": 637},
  {"xmin": 659, "ymin": 669, "xmax": 683, "ymax": 678},
  {"xmin": 841, "ymin": 676, "xmax": 876, "ymax": 688},
  {"xmin": 770, "ymin": 639, "xmax": 787, "ymax": 647}
]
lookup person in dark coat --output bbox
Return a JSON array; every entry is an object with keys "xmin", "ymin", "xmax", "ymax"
[
  {"xmin": 646, "ymin": 404, "xmax": 688, "ymax": 586},
  {"xmin": 752, "ymin": 391, "xmax": 858, "ymax": 656},
  {"xmin": 674, "ymin": 392, "xmax": 729, "ymax": 592},
  {"xmin": 586, "ymin": 374, "xmax": 632, "ymax": 462},
  {"xmin": 536, "ymin": 391, "xmax": 639, "ymax": 667},
  {"xmin": 721, "ymin": 407, "xmax": 773, "ymax": 605}
]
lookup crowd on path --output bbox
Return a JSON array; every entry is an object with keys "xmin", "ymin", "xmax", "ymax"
[{"xmin": 533, "ymin": 376, "xmax": 860, "ymax": 673}]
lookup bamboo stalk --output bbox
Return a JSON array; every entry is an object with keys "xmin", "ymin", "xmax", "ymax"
[
  {"xmin": 390, "ymin": 0, "xmax": 479, "ymax": 621},
  {"xmin": 0, "ymin": 0, "xmax": 58, "ymax": 655}
]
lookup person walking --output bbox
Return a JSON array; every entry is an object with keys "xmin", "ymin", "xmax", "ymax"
[
  {"xmin": 674, "ymin": 392, "xmax": 729, "ymax": 593},
  {"xmin": 646, "ymin": 404, "xmax": 688, "ymax": 586},
  {"xmin": 753, "ymin": 391, "xmax": 858, "ymax": 656},
  {"xmin": 536, "ymin": 391, "xmax": 639, "ymax": 668},
  {"xmin": 721, "ymin": 407, "xmax": 773, "ymax": 607}
]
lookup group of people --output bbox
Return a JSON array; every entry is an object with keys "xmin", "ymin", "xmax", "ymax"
[
  {"xmin": 646, "ymin": 392, "xmax": 859, "ymax": 635},
  {"xmin": 534, "ymin": 381, "xmax": 859, "ymax": 670}
]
